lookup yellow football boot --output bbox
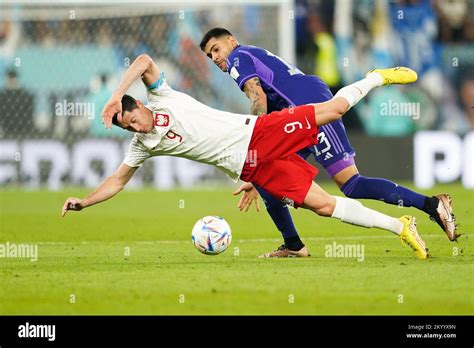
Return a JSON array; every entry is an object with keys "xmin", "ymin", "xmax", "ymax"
[
  {"xmin": 367, "ymin": 67, "xmax": 418, "ymax": 85},
  {"xmin": 399, "ymin": 215, "xmax": 429, "ymax": 260}
]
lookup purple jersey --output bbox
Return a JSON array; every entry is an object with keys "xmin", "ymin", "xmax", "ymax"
[
  {"xmin": 227, "ymin": 45, "xmax": 333, "ymax": 112},
  {"xmin": 226, "ymin": 44, "xmax": 355, "ymax": 175}
]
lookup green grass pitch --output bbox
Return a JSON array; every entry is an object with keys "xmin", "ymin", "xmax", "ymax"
[{"xmin": 1, "ymin": 183, "xmax": 472, "ymax": 315}]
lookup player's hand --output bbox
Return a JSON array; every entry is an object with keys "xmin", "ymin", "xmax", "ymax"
[
  {"xmin": 62, "ymin": 197, "xmax": 84, "ymax": 217},
  {"xmin": 101, "ymin": 96, "xmax": 122, "ymax": 129},
  {"xmin": 232, "ymin": 182, "xmax": 260, "ymax": 212}
]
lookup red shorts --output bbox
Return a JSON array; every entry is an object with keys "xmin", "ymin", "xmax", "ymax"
[{"xmin": 240, "ymin": 105, "xmax": 319, "ymax": 208}]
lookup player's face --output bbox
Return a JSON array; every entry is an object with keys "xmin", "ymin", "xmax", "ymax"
[
  {"xmin": 120, "ymin": 103, "xmax": 154, "ymax": 133},
  {"xmin": 204, "ymin": 36, "xmax": 236, "ymax": 72}
]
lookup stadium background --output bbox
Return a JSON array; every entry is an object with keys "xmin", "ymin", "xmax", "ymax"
[
  {"xmin": 0, "ymin": 0, "xmax": 473, "ymax": 190},
  {"xmin": 0, "ymin": 0, "xmax": 473, "ymax": 317}
]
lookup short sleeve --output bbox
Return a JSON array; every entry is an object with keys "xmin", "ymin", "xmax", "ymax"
[
  {"xmin": 123, "ymin": 136, "xmax": 152, "ymax": 168},
  {"xmin": 228, "ymin": 51, "xmax": 258, "ymax": 90}
]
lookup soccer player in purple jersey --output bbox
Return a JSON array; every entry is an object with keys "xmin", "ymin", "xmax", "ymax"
[{"xmin": 200, "ymin": 28, "xmax": 458, "ymax": 258}]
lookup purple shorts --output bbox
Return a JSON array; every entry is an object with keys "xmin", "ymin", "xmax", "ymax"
[{"xmin": 297, "ymin": 119, "xmax": 356, "ymax": 177}]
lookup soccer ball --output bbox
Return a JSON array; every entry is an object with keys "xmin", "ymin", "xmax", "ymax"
[{"xmin": 191, "ymin": 216, "xmax": 232, "ymax": 255}]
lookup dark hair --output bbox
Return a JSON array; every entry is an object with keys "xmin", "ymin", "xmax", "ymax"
[
  {"xmin": 112, "ymin": 94, "xmax": 138, "ymax": 127},
  {"xmin": 199, "ymin": 27, "xmax": 233, "ymax": 51}
]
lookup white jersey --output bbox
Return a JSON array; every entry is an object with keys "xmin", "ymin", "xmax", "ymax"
[{"xmin": 123, "ymin": 78, "xmax": 258, "ymax": 181}]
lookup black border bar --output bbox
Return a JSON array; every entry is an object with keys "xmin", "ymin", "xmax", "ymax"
[{"xmin": 0, "ymin": 315, "xmax": 472, "ymax": 346}]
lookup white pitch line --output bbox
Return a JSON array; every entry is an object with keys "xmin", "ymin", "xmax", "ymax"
[{"xmin": 28, "ymin": 234, "xmax": 448, "ymax": 246}]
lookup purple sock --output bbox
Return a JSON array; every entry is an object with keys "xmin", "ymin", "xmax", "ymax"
[{"xmin": 341, "ymin": 174, "xmax": 427, "ymax": 210}]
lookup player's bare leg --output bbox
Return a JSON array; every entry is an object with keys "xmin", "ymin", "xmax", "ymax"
[
  {"xmin": 258, "ymin": 184, "xmax": 334, "ymax": 258},
  {"xmin": 311, "ymin": 67, "xmax": 419, "ymax": 127},
  {"xmin": 301, "ymin": 182, "xmax": 429, "ymax": 259}
]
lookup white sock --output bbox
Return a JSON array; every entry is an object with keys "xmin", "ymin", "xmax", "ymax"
[
  {"xmin": 331, "ymin": 196, "xmax": 403, "ymax": 235},
  {"xmin": 334, "ymin": 72, "xmax": 383, "ymax": 109}
]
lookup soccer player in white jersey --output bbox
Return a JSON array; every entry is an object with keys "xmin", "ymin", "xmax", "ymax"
[{"xmin": 62, "ymin": 54, "xmax": 429, "ymax": 259}]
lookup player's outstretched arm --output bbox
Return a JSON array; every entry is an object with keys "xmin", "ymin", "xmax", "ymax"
[
  {"xmin": 61, "ymin": 164, "xmax": 137, "ymax": 217},
  {"xmin": 101, "ymin": 54, "xmax": 161, "ymax": 129},
  {"xmin": 312, "ymin": 67, "xmax": 418, "ymax": 127}
]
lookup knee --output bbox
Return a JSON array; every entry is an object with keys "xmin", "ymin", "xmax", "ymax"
[
  {"xmin": 311, "ymin": 195, "xmax": 336, "ymax": 217},
  {"xmin": 332, "ymin": 98, "xmax": 349, "ymax": 120},
  {"xmin": 336, "ymin": 103, "xmax": 348, "ymax": 120}
]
